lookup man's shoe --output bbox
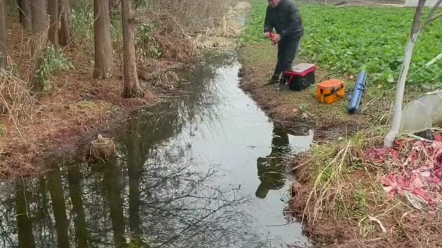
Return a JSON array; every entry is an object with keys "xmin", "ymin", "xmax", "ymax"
[{"xmin": 265, "ymin": 75, "xmax": 279, "ymax": 85}]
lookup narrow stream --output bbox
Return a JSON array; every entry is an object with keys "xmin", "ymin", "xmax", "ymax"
[{"xmin": 0, "ymin": 52, "xmax": 313, "ymax": 247}]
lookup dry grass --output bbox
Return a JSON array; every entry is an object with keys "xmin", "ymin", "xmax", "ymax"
[
  {"xmin": 287, "ymin": 128, "xmax": 442, "ymax": 248},
  {"xmin": 136, "ymin": 1, "xmax": 249, "ymax": 56},
  {"xmin": 0, "ymin": 69, "xmax": 39, "ymax": 125},
  {"xmin": 149, "ymin": 0, "xmax": 236, "ymax": 36},
  {"xmin": 193, "ymin": 2, "xmax": 249, "ymax": 50}
]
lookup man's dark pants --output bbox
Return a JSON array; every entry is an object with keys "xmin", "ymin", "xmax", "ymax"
[{"xmin": 273, "ymin": 35, "xmax": 302, "ymax": 79}]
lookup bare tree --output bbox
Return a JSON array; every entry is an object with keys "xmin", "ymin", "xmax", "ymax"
[
  {"xmin": 48, "ymin": 0, "xmax": 59, "ymax": 47},
  {"xmin": 29, "ymin": 0, "xmax": 47, "ymax": 92},
  {"xmin": 121, "ymin": 0, "xmax": 144, "ymax": 98},
  {"xmin": 58, "ymin": 0, "xmax": 71, "ymax": 46},
  {"xmin": 93, "ymin": 0, "xmax": 113, "ymax": 79},
  {"xmin": 0, "ymin": 0, "xmax": 7, "ymax": 67},
  {"xmin": 17, "ymin": 0, "xmax": 32, "ymax": 31},
  {"xmin": 384, "ymin": 0, "xmax": 442, "ymax": 148}
]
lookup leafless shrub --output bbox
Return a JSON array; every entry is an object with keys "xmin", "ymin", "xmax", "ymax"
[
  {"xmin": 149, "ymin": 0, "xmax": 234, "ymax": 36},
  {"xmin": 134, "ymin": 0, "xmax": 245, "ymax": 60},
  {"xmin": 0, "ymin": 68, "xmax": 40, "ymax": 125}
]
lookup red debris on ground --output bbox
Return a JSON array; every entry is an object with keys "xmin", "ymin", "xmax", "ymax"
[{"xmin": 363, "ymin": 136, "xmax": 442, "ymax": 209}]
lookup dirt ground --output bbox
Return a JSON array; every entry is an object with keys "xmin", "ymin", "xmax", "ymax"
[
  {"xmin": 237, "ymin": 43, "xmax": 390, "ymax": 141},
  {"xmin": 0, "ymin": 21, "xmax": 193, "ymax": 179}
]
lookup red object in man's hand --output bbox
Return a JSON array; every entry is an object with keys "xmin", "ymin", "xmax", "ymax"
[{"xmin": 268, "ymin": 32, "xmax": 278, "ymax": 45}]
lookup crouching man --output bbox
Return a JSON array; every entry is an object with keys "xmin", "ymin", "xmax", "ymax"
[{"xmin": 264, "ymin": 0, "xmax": 304, "ymax": 85}]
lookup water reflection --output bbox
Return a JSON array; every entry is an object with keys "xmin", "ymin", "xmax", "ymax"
[
  {"xmin": 255, "ymin": 126, "xmax": 290, "ymax": 200},
  {"xmin": 1, "ymin": 51, "xmax": 312, "ymax": 248},
  {"xmin": 6, "ymin": 146, "xmax": 265, "ymax": 248}
]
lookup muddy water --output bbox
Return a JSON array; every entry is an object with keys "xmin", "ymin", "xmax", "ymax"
[{"xmin": 1, "ymin": 52, "xmax": 313, "ymax": 247}]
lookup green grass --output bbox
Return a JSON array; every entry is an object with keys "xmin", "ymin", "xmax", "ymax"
[{"xmin": 241, "ymin": 0, "xmax": 442, "ymax": 87}]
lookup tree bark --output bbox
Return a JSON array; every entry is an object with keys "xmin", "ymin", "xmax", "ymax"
[
  {"xmin": 58, "ymin": 0, "xmax": 71, "ymax": 46},
  {"xmin": 17, "ymin": 0, "xmax": 32, "ymax": 31},
  {"xmin": 0, "ymin": 0, "xmax": 7, "ymax": 67},
  {"xmin": 121, "ymin": 0, "xmax": 144, "ymax": 98},
  {"xmin": 48, "ymin": 0, "xmax": 59, "ymax": 47},
  {"xmin": 384, "ymin": 0, "xmax": 442, "ymax": 147},
  {"xmin": 93, "ymin": 0, "xmax": 113, "ymax": 79},
  {"xmin": 29, "ymin": 0, "xmax": 47, "ymax": 92}
]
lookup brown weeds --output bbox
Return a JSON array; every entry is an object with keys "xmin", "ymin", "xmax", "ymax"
[{"xmin": 0, "ymin": 68, "xmax": 40, "ymax": 125}]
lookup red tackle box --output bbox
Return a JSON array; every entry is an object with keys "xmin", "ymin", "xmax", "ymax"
[{"xmin": 283, "ymin": 63, "xmax": 316, "ymax": 91}]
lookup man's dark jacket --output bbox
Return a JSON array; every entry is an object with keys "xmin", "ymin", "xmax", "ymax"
[{"xmin": 264, "ymin": 0, "xmax": 303, "ymax": 39}]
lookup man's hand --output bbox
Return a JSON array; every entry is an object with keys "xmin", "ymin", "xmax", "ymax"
[
  {"xmin": 264, "ymin": 32, "xmax": 271, "ymax": 38},
  {"xmin": 271, "ymin": 33, "xmax": 281, "ymax": 44}
]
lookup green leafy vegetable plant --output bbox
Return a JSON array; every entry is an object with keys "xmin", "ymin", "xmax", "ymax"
[{"xmin": 242, "ymin": 0, "xmax": 442, "ymax": 86}]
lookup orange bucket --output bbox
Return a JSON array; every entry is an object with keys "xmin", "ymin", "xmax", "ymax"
[{"xmin": 316, "ymin": 79, "xmax": 345, "ymax": 104}]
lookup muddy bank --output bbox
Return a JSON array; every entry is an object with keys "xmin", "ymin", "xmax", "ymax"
[{"xmin": 237, "ymin": 43, "xmax": 380, "ymax": 141}]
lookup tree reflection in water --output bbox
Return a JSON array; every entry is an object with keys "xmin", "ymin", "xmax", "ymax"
[
  {"xmin": 0, "ymin": 144, "xmax": 266, "ymax": 248},
  {"xmin": 0, "ymin": 51, "xmax": 281, "ymax": 248}
]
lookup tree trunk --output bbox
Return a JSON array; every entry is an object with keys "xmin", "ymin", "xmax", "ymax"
[
  {"xmin": 29, "ymin": 0, "xmax": 47, "ymax": 92},
  {"xmin": 48, "ymin": 0, "xmax": 59, "ymax": 47},
  {"xmin": 58, "ymin": 0, "xmax": 71, "ymax": 46},
  {"xmin": 384, "ymin": 0, "xmax": 426, "ymax": 148},
  {"xmin": 17, "ymin": 0, "xmax": 32, "ymax": 31},
  {"xmin": 121, "ymin": 0, "xmax": 144, "ymax": 98},
  {"xmin": 93, "ymin": 0, "xmax": 113, "ymax": 79},
  {"xmin": 383, "ymin": 0, "xmax": 442, "ymax": 147},
  {"xmin": 0, "ymin": 0, "xmax": 7, "ymax": 67}
]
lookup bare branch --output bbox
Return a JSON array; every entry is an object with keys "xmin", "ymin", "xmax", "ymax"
[
  {"xmin": 410, "ymin": 0, "xmax": 426, "ymax": 38},
  {"xmin": 426, "ymin": 11, "xmax": 442, "ymax": 24},
  {"xmin": 421, "ymin": 0, "xmax": 442, "ymax": 29}
]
